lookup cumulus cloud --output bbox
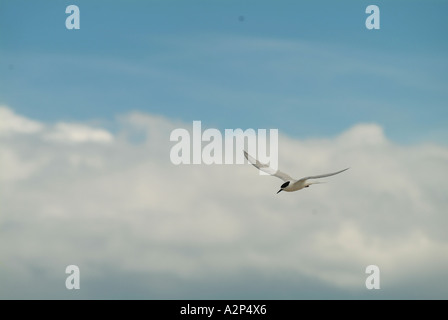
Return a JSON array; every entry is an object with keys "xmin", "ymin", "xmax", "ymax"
[
  {"xmin": 43, "ymin": 123, "xmax": 114, "ymax": 143},
  {"xmin": 0, "ymin": 106, "xmax": 44, "ymax": 135},
  {"xmin": 1, "ymin": 106, "xmax": 447, "ymax": 299}
]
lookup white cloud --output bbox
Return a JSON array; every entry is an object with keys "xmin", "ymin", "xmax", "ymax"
[
  {"xmin": 1, "ymin": 106, "xmax": 447, "ymax": 299},
  {"xmin": 337, "ymin": 123, "xmax": 387, "ymax": 146},
  {"xmin": 0, "ymin": 147, "xmax": 48, "ymax": 182},
  {"xmin": 43, "ymin": 122, "xmax": 114, "ymax": 143},
  {"xmin": 0, "ymin": 106, "xmax": 44, "ymax": 135}
]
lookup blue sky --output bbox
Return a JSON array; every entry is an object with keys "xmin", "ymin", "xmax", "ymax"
[{"xmin": 1, "ymin": 0, "xmax": 447, "ymax": 144}]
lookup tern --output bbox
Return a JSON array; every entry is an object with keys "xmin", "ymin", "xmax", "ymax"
[{"xmin": 244, "ymin": 151, "xmax": 349, "ymax": 194}]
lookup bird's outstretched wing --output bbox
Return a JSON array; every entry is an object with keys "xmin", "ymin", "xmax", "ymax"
[
  {"xmin": 297, "ymin": 168, "xmax": 349, "ymax": 182},
  {"xmin": 244, "ymin": 151, "xmax": 293, "ymax": 182}
]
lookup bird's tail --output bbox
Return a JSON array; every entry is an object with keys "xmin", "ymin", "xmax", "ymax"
[{"xmin": 309, "ymin": 181, "xmax": 327, "ymax": 185}]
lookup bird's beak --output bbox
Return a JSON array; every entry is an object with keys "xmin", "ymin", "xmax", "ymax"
[{"xmin": 277, "ymin": 189, "xmax": 282, "ymax": 194}]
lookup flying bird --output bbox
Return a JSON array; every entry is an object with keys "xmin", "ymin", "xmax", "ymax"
[{"xmin": 244, "ymin": 151, "xmax": 349, "ymax": 194}]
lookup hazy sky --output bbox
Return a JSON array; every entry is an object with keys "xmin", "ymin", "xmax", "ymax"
[{"xmin": 1, "ymin": 0, "xmax": 447, "ymax": 299}]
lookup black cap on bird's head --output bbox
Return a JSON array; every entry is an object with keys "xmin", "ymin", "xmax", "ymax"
[{"xmin": 277, "ymin": 181, "xmax": 290, "ymax": 194}]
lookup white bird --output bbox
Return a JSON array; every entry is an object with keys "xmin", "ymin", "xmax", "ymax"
[{"xmin": 244, "ymin": 151, "xmax": 349, "ymax": 194}]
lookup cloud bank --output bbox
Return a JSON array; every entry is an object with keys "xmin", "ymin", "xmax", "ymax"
[{"xmin": 1, "ymin": 105, "xmax": 447, "ymax": 299}]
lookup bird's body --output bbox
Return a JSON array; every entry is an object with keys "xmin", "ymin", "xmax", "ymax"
[
  {"xmin": 279, "ymin": 179, "xmax": 312, "ymax": 192},
  {"xmin": 244, "ymin": 151, "xmax": 349, "ymax": 194}
]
